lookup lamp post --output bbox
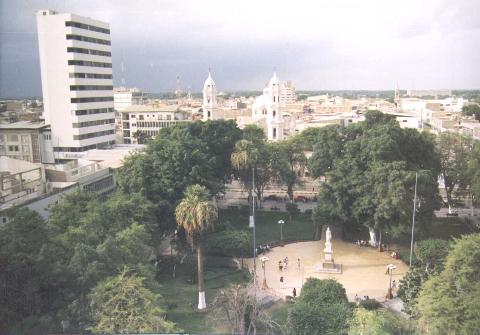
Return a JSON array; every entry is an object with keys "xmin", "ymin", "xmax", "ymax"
[
  {"xmin": 260, "ymin": 256, "xmax": 269, "ymax": 289},
  {"xmin": 386, "ymin": 264, "xmax": 397, "ymax": 299},
  {"xmin": 278, "ymin": 219, "xmax": 285, "ymax": 242}
]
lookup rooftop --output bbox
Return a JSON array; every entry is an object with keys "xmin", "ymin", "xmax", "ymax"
[
  {"xmin": 0, "ymin": 121, "xmax": 49, "ymax": 130},
  {"xmin": 123, "ymin": 104, "xmax": 178, "ymax": 113}
]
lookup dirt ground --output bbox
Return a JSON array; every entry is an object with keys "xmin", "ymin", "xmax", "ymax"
[{"xmin": 248, "ymin": 238, "xmax": 408, "ymax": 302}]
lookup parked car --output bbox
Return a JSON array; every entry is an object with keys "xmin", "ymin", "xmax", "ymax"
[
  {"xmin": 265, "ymin": 194, "xmax": 279, "ymax": 201},
  {"xmin": 294, "ymin": 195, "xmax": 307, "ymax": 203}
]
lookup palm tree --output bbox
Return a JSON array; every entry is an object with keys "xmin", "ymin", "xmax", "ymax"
[
  {"xmin": 231, "ymin": 139, "xmax": 258, "ymax": 204},
  {"xmin": 175, "ymin": 184, "xmax": 218, "ymax": 310}
]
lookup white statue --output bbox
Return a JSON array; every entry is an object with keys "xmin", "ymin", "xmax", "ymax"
[
  {"xmin": 324, "ymin": 226, "xmax": 333, "ymax": 256},
  {"xmin": 326, "ymin": 226, "xmax": 332, "ymax": 243}
]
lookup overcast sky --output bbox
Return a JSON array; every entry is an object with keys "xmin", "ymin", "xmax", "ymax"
[{"xmin": 1, "ymin": 0, "xmax": 480, "ymax": 97}]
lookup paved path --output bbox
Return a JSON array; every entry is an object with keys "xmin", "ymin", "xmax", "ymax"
[{"xmin": 247, "ymin": 239, "xmax": 408, "ymax": 303}]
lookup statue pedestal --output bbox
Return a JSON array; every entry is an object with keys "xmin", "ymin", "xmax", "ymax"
[{"xmin": 316, "ymin": 227, "xmax": 342, "ymax": 274}]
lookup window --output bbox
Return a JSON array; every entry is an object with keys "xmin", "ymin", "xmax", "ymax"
[
  {"xmin": 8, "ymin": 145, "xmax": 19, "ymax": 151},
  {"xmin": 70, "ymin": 85, "xmax": 113, "ymax": 91},
  {"xmin": 273, "ymin": 128, "xmax": 277, "ymax": 139},
  {"xmin": 67, "ymin": 47, "xmax": 111, "ymax": 57},
  {"xmin": 139, "ymin": 115, "xmax": 144, "ymax": 120},
  {"xmin": 68, "ymin": 60, "xmax": 112, "ymax": 68},
  {"xmin": 273, "ymin": 110, "xmax": 276, "ymax": 117},
  {"xmin": 73, "ymin": 129, "xmax": 114, "ymax": 140},
  {"xmin": 65, "ymin": 21, "xmax": 110, "ymax": 34},
  {"xmin": 72, "ymin": 119, "xmax": 114, "ymax": 128},
  {"xmin": 74, "ymin": 108, "xmax": 114, "ymax": 116},
  {"xmin": 70, "ymin": 73, "xmax": 112, "ymax": 79},
  {"xmin": 71, "ymin": 97, "xmax": 114, "ymax": 103},
  {"xmin": 66, "ymin": 34, "xmax": 110, "ymax": 45}
]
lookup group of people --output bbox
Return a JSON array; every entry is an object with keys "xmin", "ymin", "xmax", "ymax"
[
  {"xmin": 256, "ymin": 244, "xmax": 272, "ymax": 255},
  {"xmin": 278, "ymin": 257, "xmax": 289, "ymax": 271}
]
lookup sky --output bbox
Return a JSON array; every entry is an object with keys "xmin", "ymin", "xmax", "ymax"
[{"xmin": 1, "ymin": 0, "xmax": 480, "ymax": 97}]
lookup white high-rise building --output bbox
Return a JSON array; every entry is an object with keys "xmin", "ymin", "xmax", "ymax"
[
  {"xmin": 36, "ymin": 10, "xmax": 115, "ymax": 160},
  {"xmin": 280, "ymin": 80, "xmax": 297, "ymax": 104},
  {"xmin": 202, "ymin": 71, "xmax": 218, "ymax": 121}
]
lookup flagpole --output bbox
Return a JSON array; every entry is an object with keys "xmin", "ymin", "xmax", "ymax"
[{"xmin": 409, "ymin": 172, "xmax": 418, "ymax": 267}]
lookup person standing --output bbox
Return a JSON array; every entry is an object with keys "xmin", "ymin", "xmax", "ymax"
[
  {"xmin": 297, "ymin": 258, "xmax": 301, "ymax": 271},
  {"xmin": 293, "ymin": 287, "xmax": 297, "ymax": 298}
]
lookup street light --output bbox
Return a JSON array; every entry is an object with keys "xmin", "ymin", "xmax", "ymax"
[
  {"xmin": 278, "ymin": 219, "xmax": 285, "ymax": 242},
  {"xmin": 386, "ymin": 264, "xmax": 397, "ymax": 299},
  {"xmin": 260, "ymin": 256, "xmax": 269, "ymax": 289}
]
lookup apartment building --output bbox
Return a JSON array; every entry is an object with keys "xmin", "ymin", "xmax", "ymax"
[
  {"xmin": 120, "ymin": 105, "xmax": 188, "ymax": 144},
  {"xmin": 0, "ymin": 122, "xmax": 54, "ymax": 163},
  {"xmin": 36, "ymin": 10, "xmax": 115, "ymax": 160}
]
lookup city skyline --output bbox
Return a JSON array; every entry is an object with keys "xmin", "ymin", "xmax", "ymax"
[{"xmin": 1, "ymin": 0, "xmax": 480, "ymax": 97}]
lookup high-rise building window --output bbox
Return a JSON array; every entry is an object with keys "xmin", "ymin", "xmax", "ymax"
[{"xmin": 66, "ymin": 34, "xmax": 110, "ymax": 45}]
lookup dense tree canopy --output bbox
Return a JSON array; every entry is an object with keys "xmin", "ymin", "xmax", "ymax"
[
  {"xmin": 312, "ymin": 111, "xmax": 442, "ymax": 239},
  {"xmin": 118, "ymin": 120, "xmax": 242, "ymax": 205},
  {"xmin": 437, "ymin": 132, "xmax": 474, "ymax": 208},
  {"xmin": 0, "ymin": 191, "xmax": 168, "ymax": 334},
  {"xmin": 89, "ymin": 269, "xmax": 176, "ymax": 334},
  {"xmin": 287, "ymin": 278, "xmax": 352, "ymax": 335},
  {"xmin": 349, "ymin": 307, "xmax": 416, "ymax": 335},
  {"xmin": 417, "ymin": 234, "xmax": 480, "ymax": 334},
  {"xmin": 461, "ymin": 104, "xmax": 480, "ymax": 121}
]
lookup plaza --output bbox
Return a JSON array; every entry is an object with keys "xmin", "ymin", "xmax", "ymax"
[{"xmin": 249, "ymin": 236, "xmax": 408, "ymax": 302}]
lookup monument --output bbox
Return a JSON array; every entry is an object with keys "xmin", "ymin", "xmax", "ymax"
[{"xmin": 315, "ymin": 226, "xmax": 342, "ymax": 274}]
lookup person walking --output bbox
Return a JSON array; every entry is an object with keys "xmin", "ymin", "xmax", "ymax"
[
  {"xmin": 280, "ymin": 276, "xmax": 284, "ymax": 289},
  {"xmin": 278, "ymin": 260, "xmax": 283, "ymax": 271},
  {"xmin": 284, "ymin": 257, "xmax": 288, "ymax": 269},
  {"xmin": 297, "ymin": 258, "xmax": 301, "ymax": 271},
  {"xmin": 293, "ymin": 287, "xmax": 297, "ymax": 298}
]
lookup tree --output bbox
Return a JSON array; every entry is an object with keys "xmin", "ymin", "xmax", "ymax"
[
  {"xmin": 118, "ymin": 120, "xmax": 241, "ymax": 205},
  {"xmin": 231, "ymin": 139, "xmax": 260, "ymax": 204},
  {"xmin": 438, "ymin": 132, "xmax": 473, "ymax": 209},
  {"xmin": 397, "ymin": 268, "xmax": 430, "ymax": 317},
  {"xmin": 211, "ymin": 282, "xmax": 285, "ymax": 335},
  {"xmin": 467, "ymin": 142, "xmax": 480, "ymax": 208},
  {"xmin": 461, "ymin": 104, "xmax": 480, "ymax": 121},
  {"xmin": 275, "ymin": 137, "xmax": 307, "ymax": 201},
  {"xmin": 306, "ymin": 125, "xmax": 345, "ymax": 179},
  {"xmin": 175, "ymin": 184, "xmax": 218, "ymax": 309},
  {"xmin": 0, "ymin": 208, "xmax": 59, "ymax": 334},
  {"xmin": 414, "ymin": 239, "xmax": 450, "ymax": 273},
  {"xmin": 417, "ymin": 234, "xmax": 480, "ymax": 334},
  {"xmin": 89, "ymin": 268, "xmax": 176, "ymax": 334},
  {"xmin": 287, "ymin": 278, "xmax": 352, "ymax": 335},
  {"xmin": 312, "ymin": 111, "xmax": 441, "ymax": 244},
  {"xmin": 132, "ymin": 130, "xmax": 149, "ymax": 144},
  {"xmin": 349, "ymin": 307, "xmax": 416, "ymax": 335}
]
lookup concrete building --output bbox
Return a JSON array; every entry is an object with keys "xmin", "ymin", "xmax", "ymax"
[
  {"xmin": 120, "ymin": 104, "xmax": 187, "ymax": 144},
  {"xmin": 407, "ymin": 89, "xmax": 452, "ymax": 98},
  {"xmin": 0, "ymin": 157, "xmax": 46, "ymax": 213},
  {"xmin": 280, "ymin": 80, "xmax": 297, "ymax": 104},
  {"xmin": 36, "ymin": 10, "xmax": 115, "ymax": 160},
  {"xmin": 0, "ymin": 122, "xmax": 54, "ymax": 164},
  {"xmin": 114, "ymin": 87, "xmax": 144, "ymax": 143}
]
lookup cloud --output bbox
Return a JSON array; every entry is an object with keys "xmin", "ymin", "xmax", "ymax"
[{"xmin": 1, "ymin": 0, "xmax": 479, "ymax": 97}]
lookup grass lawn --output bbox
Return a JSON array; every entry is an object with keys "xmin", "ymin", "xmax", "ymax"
[
  {"xmin": 157, "ymin": 262, "xmax": 249, "ymax": 334},
  {"xmin": 218, "ymin": 209, "xmax": 316, "ymax": 245}
]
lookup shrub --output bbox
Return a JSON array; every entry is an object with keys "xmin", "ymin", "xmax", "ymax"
[
  {"xmin": 359, "ymin": 299, "xmax": 381, "ymax": 310},
  {"xmin": 205, "ymin": 230, "xmax": 251, "ymax": 257}
]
